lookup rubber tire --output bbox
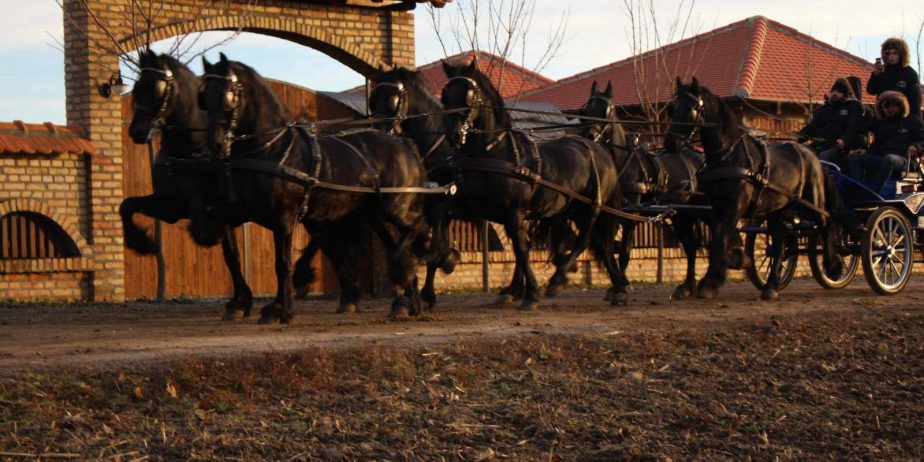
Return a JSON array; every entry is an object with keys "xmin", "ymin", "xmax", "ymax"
[
  {"xmin": 745, "ymin": 223, "xmax": 798, "ymax": 291},
  {"xmin": 808, "ymin": 235, "xmax": 860, "ymax": 289},
  {"xmin": 861, "ymin": 207, "xmax": 914, "ymax": 295}
]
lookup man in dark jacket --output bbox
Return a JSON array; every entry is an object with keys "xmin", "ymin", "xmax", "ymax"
[
  {"xmin": 849, "ymin": 91, "xmax": 924, "ymax": 191},
  {"xmin": 799, "ymin": 77, "xmax": 864, "ymax": 161},
  {"xmin": 867, "ymin": 37, "xmax": 921, "ymax": 119}
]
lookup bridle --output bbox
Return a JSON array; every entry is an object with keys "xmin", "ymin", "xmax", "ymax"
[
  {"xmin": 445, "ymin": 75, "xmax": 483, "ymax": 146},
  {"xmin": 200, "ymin": 68, "xmax": 243, "ymax": 157},
  {"xmin": 370, "ymin": 81, "xmax": 407, "ymax": 135},
  {"xmin": 135, "ymin": 65, "xmax": 175, "ymax": 143},
  {"xmin": 668, "ymin": 91, "xmax": 706, "ymax": 146},
  {"xmin": 581, "ymin": 94, "xmax": 616, "ymax": 144}
]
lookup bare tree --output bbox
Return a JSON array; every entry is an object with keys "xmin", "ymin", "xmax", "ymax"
[
  {"xmin": 620, "ymin": 0, "xmax": 706, "ymax": 126},
  {"xmin": 426, "ymin": 0, "xmax": 569, "ymax": 100},
  {"xmin": 57, "ymin": 0, "xmax": 256, "ymax": 78}
]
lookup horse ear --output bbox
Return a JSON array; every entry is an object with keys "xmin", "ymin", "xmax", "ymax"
[
  {"xmin": 691, "ymin": 77, "xmax": 700, "ymax": 91},
  {"xmin": 675, "ymin": 76, "xmax": 683, "ymax": 89},
  {"xmin": 441, "ymin": 59, "xmax": 453, "ymax": 76},
  {"xmin": 604, "ymin": 81, "xmax": 613, "ymax": 97},
  {"xmin": 465, "ymin": 56, "xmax": 477, "ymax": 74},
  {"xmin": 591, "ymin": 81, "xmax": 599, "ymax": 95},
  {"xmin": 201, "ymin": 55, "xmax": 212, "ymax": 72},
  {"xmin": 219, "ymin": 52, "xmax": 228, "ymax": 63}
]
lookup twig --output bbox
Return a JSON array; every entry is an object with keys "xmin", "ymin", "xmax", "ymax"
[{"xmin": 0, "ymin": 452, "xmax": 81, "ymax": 459}]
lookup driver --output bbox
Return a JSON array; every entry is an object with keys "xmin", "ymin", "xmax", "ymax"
[
  {"xmin": 798, "ymin": 78, "xmax": 864, "ymax": 162},
  {"xmin": 848, "ymin": 91, "xmax": 924, "ymax": 191}
]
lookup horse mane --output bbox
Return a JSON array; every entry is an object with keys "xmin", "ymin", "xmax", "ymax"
[
  {"xmin": 451, "ymin": 63, "xmax": 512, "ymax": 128},
  {"xmin": 698, "ymin": 85, "xmax": 744, "ymax": 140},
  {"xmin": 379, "ymin": 67, "xmax": 442, "ymax": 113},
  {"xmin": 227, "ymin": 60, "xmax": 290, "ymax": 125}
]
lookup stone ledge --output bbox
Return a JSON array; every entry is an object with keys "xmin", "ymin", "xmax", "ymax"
[{"xmin": 0, "ymin": 257, "xmax": 94, "ymax": 274}]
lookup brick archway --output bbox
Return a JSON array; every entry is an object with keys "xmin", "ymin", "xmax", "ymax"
[
  {"xmin": 62, "ymin": 0, "xmax": 419, "ymax": 301},
  {"xmin": 0, "ymin": 198, "xmax": 93, "ymax": 258},
  {"xmin": 125, "ymin": 16, "xmax": 390, "ymax": 76}
]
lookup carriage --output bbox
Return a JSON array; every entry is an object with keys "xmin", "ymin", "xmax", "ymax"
[{"xmin": 744, "ymin": 160, "xmax": 924, "ymax": 295}]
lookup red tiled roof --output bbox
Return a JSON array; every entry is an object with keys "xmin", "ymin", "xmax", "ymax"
[
  {"xmin": 0, "ymin": 121, "xmax": 97, "ymax": 156},
  {"xmin": 345, "ymin": 50, "xmax": 553, "ymax": 99},
  {"xmin": 519, "ymin": 16, "xmax": 878, "ymax": 109}
]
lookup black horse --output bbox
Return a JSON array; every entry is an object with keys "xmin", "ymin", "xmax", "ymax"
[
  {"xmin": 578, "ymin": 80, "xmax": 708, "ymax": 300},
  {"xmin": 119, "ymin": 50, "xmax": 254, "ymax": 317},
  {"xmin": 665, "ymin": 77, "xmax": 841, "ymax": 300},
  {"xmin": 192, "ymin": 53, "xmax": 428, "ymax": 322},
  {"xmin": 367, "ymin": 66, "xmax": 462, "ymax": 310},
  {"xmin": 440, "ymin": 60, "xmax": 623, "ymax": 309}
]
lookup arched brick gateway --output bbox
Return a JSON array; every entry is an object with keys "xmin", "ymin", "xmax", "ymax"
[{"xmin": 62, "ymin": 0, "xmax": 428, "ymax": 301}]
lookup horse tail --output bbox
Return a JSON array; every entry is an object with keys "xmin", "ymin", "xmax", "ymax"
[{"xmin": 530, "ymin": 217, "xmax": 577, "ymax": 266}]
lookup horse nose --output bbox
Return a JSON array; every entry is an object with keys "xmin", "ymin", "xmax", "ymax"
[{"xmin": 129, "ymin": 123, "xmax": 147, "ymax": 144}]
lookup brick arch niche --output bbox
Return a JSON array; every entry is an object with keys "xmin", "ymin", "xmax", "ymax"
[{"xmin": 62, "ymin": 0, "xmax": 420, "ymax": 302}]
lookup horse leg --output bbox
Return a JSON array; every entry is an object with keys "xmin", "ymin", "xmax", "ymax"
[
  {"xmin": 119, "ymin": 195, "xmax": 184, "ymax": 255},
  {"xmin": 590, "ymin": 214, "xmax": 624, "ymax": 306},
  {"xmin": 292, "ymin": 235, "xmax": 320, "ymax": 300},
  {"xmin": 697, "ymin": 207, "xmax": 742, "ymax": 299},
  {"xmin": 546, "ymin": 211, "xmax": 598, "ymax": 298},
  {"xmin": 220, "ymin": 227, "xmax": 254, "ymax": 321},
  {"xmin": 258, "ymin": 228, "xmax": 295, "ymax": 324},
  {"xmin": 373, "ymin": 210, "xmax": 425, "ymax": 318},
  {"xmin": 504, "ymin": 216, "xmax": 540, "ymax": 311},
  {"xmin": 670, "ymin": 217, "xmax": 699, "ymax": 300},
  {"xmin": 761, "ymin": 214, "xmax": 784, "ymax": 300},
  {"xmin": 609, "ymin": 219, "xmax": 635, "ymax": 305}
]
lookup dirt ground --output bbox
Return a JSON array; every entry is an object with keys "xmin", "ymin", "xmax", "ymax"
[{"xmin": 1, "ymin": 278, "xmax": 923, "ymax": 460}]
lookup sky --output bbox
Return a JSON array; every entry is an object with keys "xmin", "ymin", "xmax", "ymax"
[{"xmin": 0, "ymin": 0, "xmax": 922, "ymax": 124}]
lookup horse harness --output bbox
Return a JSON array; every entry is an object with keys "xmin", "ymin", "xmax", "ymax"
[{"xmin": 694, "ymin": 133, "xmax": 829, "ymax": 218}]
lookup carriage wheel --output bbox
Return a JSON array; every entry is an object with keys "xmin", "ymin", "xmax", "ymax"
[
  {"xmin": 744, "ymin": 222, "xmax": 799, "ymax": 291},
  {"xmin": 808, "ymin": 234, "xmax": 860, "ymax": 289},
  {"xmin": 861, "ymin": 207, "xmax": 914, "ymax": 295}
]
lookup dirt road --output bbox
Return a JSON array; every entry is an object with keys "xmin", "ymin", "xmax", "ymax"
[{"xmin": 2, "ymin": 278, "xmax": 919, "ymax": 369}]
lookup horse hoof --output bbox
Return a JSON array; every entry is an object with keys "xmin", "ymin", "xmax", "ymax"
[
  {"xmin": 336, "ymin": 303, "xmax": 357, "ymax": 314},
  {"xmin": 761, "ymin": 288, "xmax": 780, "ymax": 300},
  {"xmin": 545, "ymin": 283, "xmax": 565, "ymax": 298},
  {"xmin": 519, "ymin": 300, "xmax": 540, "ymax": 311},
  {"xmin": 389, "ymin": 306, "xmax": 411, "ymax": 320},
  {"xmin": 294, "ymin": 284, "xmax": 311, "ymax": 300},
  {"xmin": 670, "ymin": 285, "xmax": 693, "ymax": 300},
  {"xmin": 494, "ymin": 294, "xmax": 515, "ymax": 306},
  {"xmin": 610, "ymin": 292, "xmax": 629, "ymax": 306},
  {"xmin": 826, "ymin": 256, "xmax": 846, "ymax": 279},
  {"xmin": 439, "ymin": 248, "xmax": 461, "ymax": 274},
  {"xmin": 259, "ymin": 304, "xmax": 292, "ymax": 324},
  {"xmin": 695, "ymin": 286, "xmax": 718, "ymax": 299},
  {"xmin": 221, "ymin": 308, "xmax": 246, "ymax": 321}
]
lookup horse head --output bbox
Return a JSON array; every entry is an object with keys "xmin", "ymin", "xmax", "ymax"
[
  {"xmin": 439, "ymin": 58, "xmax": 510, "ymax": 149},
  {"xmin": 665, "ymin": 77, "xmax": 707, "ymax": 153},
  {"xmin": 129, "ymin": 49, "xmax": 201, "ymax": 147},
  {"xmin": 199, "ymin": 52, "xmax": 288, "ymax": 157},
  {"xmin": 580, "ymin": 80, "xmax": 628, "ymax": 147},
  {"xmin": 369, "ymin": 66, "xmax": 411, "ymax": 134}
]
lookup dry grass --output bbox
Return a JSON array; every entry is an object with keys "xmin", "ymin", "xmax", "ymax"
[{"xmin": 1, "ymin": 307, "xmax": 922, "ymax": 461}]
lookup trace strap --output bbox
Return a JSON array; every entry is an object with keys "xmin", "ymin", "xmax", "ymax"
[{"xmin": 454, "ymin": 157, "xmax": 667, "ymax": 223}]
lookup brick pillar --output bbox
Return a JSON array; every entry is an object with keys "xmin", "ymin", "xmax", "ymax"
[{"xmin": 63, "ymin": 0, "xmax": 125, "ymax": 302}]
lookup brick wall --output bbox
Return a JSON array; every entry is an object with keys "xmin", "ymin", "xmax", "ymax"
[{"xmin": 60, "ymin": 0, "xmax": 418, "ymax": 302}]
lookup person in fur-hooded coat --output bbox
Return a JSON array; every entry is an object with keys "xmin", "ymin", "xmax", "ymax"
[
  {"xmin": 849, "ymin": 91, "xmax": 924, "ymax": 190},
  {"xmin": 867, "ymin": 37, "xmax": 921, "ymax": 118}
]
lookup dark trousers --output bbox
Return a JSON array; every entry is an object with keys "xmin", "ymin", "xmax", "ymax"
[{"xmin": 848, "ymin": 153, "xmax": 906, "ymax": 191}]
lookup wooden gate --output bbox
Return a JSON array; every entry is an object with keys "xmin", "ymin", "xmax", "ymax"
[{"xmin": 122, "ymin": 80, "xmax": 363, "ymax": 300}]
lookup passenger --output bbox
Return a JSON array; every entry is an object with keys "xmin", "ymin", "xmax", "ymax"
[
  {"xmin": 867, "ymin": 37, "xmax": 922, "ymax": 119},
  {"xmin": 798, "ymin": 78, "xmax": 863, "ymax": 162},
  {"xmin": 848, "ymin": 91, "xmax": 924, "ymax": 191}
]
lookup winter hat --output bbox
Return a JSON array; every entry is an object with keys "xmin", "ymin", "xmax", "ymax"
[{"xmin": 830, "ymin": 78, "xmax": 852, "ymax": 97}]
